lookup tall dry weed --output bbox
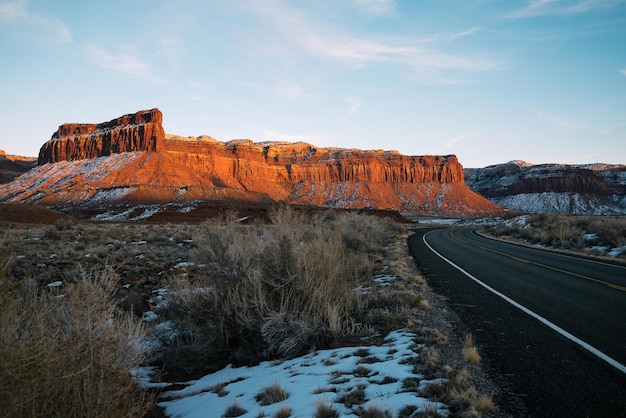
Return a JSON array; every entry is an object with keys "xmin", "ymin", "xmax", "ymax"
[
  {"xmin": 157, "ymin": 208, "xmax": 397, "ymax": 372},
  {"xmin": 0, "ymin": 265, "xmax": 154, "ymax": 417}
]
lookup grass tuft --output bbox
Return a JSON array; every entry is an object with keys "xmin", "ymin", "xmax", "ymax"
[
  {"xmin": 255, "ymin": 382, "xmax": 290, "ymax": 406},
  {"xmin": 314, "ymin": 400, "xmax": 339, "ymax": 418},
  {"xmin": 223, "ymin": 403, "xmax": 247, "ymax": 417},
  {"xmin": 462, "ymin": 334, "xmax": 481, "ymax": 364}
]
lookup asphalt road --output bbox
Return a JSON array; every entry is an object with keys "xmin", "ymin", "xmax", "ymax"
[{"xmin": 408, "ymin": 228, "xmax": 626, "ymax": 417}]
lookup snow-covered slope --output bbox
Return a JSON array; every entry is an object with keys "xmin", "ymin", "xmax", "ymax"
[{"xmin": 465, "ymin": 161, "xmax": 626, "ymax": 215}]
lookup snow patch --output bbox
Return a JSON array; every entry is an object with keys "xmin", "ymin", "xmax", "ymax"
[{"xmin": 153, "ymin": 330, "xmax": 447, "ymax": 417}]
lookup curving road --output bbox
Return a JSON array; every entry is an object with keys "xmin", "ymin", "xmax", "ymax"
[{"xmin": 408, "ymin": 228, "xmax": 626, "ymax": 417}]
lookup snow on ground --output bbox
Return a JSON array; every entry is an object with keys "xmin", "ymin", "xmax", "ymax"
[{"xmin": 149, "ymin": 330, "xmax": 447, "ymax": 418}]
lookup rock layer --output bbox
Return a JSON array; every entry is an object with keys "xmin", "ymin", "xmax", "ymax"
[
  {"xmin": 38, "ymin": 108, "xmax": 164, "ymax": 164},
  {"xmin": 2, "ymin": 109, "xmax": 503, "ymax": 217},
  {"xmin": 465, "ymin": 161, "xmax": 626, "ymax": 214}
]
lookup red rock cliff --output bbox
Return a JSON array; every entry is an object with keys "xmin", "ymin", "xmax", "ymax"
[
  {"xmin": 3, "ymin": 109, "xmax": 502, "ymax": 216},
  {"xmin": 38, "ymin": 108, "xmax": 164, "ymax": 164}
]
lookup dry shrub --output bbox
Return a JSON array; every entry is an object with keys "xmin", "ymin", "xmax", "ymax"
[
  {"xmin": 223, "ymin": 403, "xmax": 247, "ymax": 417},
  {"xmin": 338, "ymin": 384, "xmax": 367, "ymax": 408},
  {"xmin": 255, "ymin": 382, "xmax": 290, "ymax": 406},
  {"xmin": 315, "ymin": 400, "xmax": 339, "ymax": 418},
  {"xmin": 421, "ymin": 368, "xmax": 489, "ymax": 417},
  {"xmin": 0, "ymin": 265, "xmax": 153, "ymax": 418},
  {"xmin": 462, "ymin": 334, "xmax": 481, "ymax": 364},
  {"xmin": 158, "ymin": 208, "xmax": 398, "ymax": 372},
  {"xmin": 357, "ymin": 405, "xmax": 392, "ymax": 418},
  {"xmin": 476, "ymin": 393, "xmax": 496, "ymax": 413},
  {"xmin": 490, "ymin": 214, "xmax": 626, "ymax": 255},
  {"xmin": 274, "ymin": 405, "xmax": 293, "ymax": 418}
]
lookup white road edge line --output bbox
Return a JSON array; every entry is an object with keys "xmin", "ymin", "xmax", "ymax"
[{"xmin": 423, "ymin": 231, "xmax": 626, "ymax": 376}]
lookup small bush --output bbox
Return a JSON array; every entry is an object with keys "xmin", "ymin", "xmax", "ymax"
[
  {"xmin": 357, "ymin": 405, "xmax": 392, "ymax": 418},
  {"xmin": 158, "ymin": 209, "xmax": 397, "ymax": 373},
  {"xmin": 55, "ymin": 218, "xmax": 73, "ymax": 231},
  {"xmin": 315, "ymin": 400, "xmax": 338, "ymax": 418},
  {"xmin": 0, "ymin": 265, "xmax": 154, "ymax": 417},
  {"xmin": 338, "ymin": 385, "xmax": 366, "ymax": 408},
  {"xmin": 255, "ymin": 382, "xmax": 290, "ymax": 406},
  {"xmin": 462, "ymin": 334, "xmax": 481, "ymax": 364},
  {"xmin": 274, "ymin": 406, "xmax": 292, "ymax": 418},
  {"xmin": 223, "ymin": 403, "xmax": 247, "ymax": 417}
]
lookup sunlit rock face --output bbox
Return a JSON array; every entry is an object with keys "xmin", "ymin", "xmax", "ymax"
[
  {"xmin": 0, "ymin": 151, "xmax": 36, "ymax": 184},
  {"xmin": 2, "ymin": 109, "xmax": 503, "ymax": 217},
  {"xmin": 38, "ymin": 108, "xmax": 164, "ymax": 164},
  {"xmin": 465, "ymin": 161, "xmax": 626, "ymax": 215}
]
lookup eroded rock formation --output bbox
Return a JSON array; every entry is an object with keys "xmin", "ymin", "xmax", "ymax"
[
  {"xmin": 465, "ymin": 161, "xmax": 626, "ymax": 214},
  {"xmin": 2, "ymin": 109, "xmax": 503, "ymax": 217},
  {"xmin": 38, "ymin": 108, "xmax": 164, "ymax": 164}
]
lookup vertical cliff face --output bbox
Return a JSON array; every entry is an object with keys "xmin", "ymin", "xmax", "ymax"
[
  {"xmin": 2, "ymin": 109, "xmax": 502, "ymax": 216},
  {"xmin": 465, "ymin": 161, "xmax": 626, "ymax": 214},
  {"xmin": 38, "ymin": 109, "xmax": 164, "ymax": 164}
]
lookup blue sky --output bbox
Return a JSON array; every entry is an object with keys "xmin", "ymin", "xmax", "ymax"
[{"xmin": 1, "ymin": 0, "xmax": 625, "ymax": 167}]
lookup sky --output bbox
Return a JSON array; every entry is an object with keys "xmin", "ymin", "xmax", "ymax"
[{"xmin": 0, "ymin": 0, "xmax": 625, "ymax": 168}]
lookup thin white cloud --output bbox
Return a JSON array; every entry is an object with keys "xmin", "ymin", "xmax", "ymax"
[
  {"xmin": 507, "ymin": 0, "xmax": 625, "ymax": 18},
  {"xmin": 0, "ymin": 0, "xmax": 72, "ymax": 43},
  {"xmin": 0, "ymin": 0, "xmax": 27, "ymax": 20},
  {"xmin": 158, "ymin": 37, "xmax": 185, "ymax": 68},
  {"xmin": 351, "ymin": 0, "xmax": 396, "ymax": 15},
  {"xmin": 537, "ymin": 111, "xmax": 584, "ymax": 129},
  {"xmin": 246, "ymin": 2, "xmax": 500, "ymax": 84},
  {"xmin": 85, "ymin": 42, "xmax": 164, "ymax": 84},
  {"xmin": 620, "ymin": 68, "xmax": 626, "ymax": 77},
  {"xmin": 444, "ymin": 134, "xmax": 468, "ymax": 150},
  {"xmin": 344, "ymin": 98, "xmax": 361, "ymax": 117}
]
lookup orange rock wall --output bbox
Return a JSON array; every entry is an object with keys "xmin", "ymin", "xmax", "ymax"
[
  {"xmin": 38, "ymin": 109, "xmax": 164, "ymax": 164},
  {"xmin": 16, "ymin": 108, "xmax": 503, "ymax": 216}
]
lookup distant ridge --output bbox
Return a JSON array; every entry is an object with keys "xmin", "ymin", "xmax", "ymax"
[{"xmin": 465, "ymin": 161, "xmax": 626, "ymax": 215}]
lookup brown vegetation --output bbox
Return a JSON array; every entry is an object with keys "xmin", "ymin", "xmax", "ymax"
[
  {"xmin": 0, "ymin": 264, "xmax": 154, "ymax": 417},
  {"xmin": 486, "ymin": 214, "xmax": 626, "ymax": 260},
  {"xmin": 0, "ymin": 204, "xmax": 500, "ymax": 417}
]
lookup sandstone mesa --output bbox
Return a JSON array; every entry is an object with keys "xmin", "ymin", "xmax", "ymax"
[{"xmin": 1, "ymin": 108, "xmax": 502, "ymax": 217}]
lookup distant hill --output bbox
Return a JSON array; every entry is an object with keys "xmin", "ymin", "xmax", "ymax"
[
  {"xmin": 465, "ymin": 161, "xmax": 626, "ymax": 215},
  {"xmin": 0, "ymin": 109, "xmax": 502, "ymax": 220},
  {"xmin": 0, "ymin": 150, "xmax": 36, "ymax": 184}
]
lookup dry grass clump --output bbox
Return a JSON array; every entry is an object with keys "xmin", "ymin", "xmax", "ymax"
[
  {"xmin": 156, "ymin": 207, "xmax": 403, "ymax": 373},
  {"xmin": 357, "ymin": 405, "xmax": 393, "ymax": 417},
  {"xmin": 315, "ymin": 400, "xmax": 339, "ymax": 418},
  {"xmin": 223, "ymin": 402, "xmax": 247, "ymax": 417},
  {"xmin": 337, "ymin": 384, "xmax": 367, "ymax": 408},
  {"xmin": 0, "ymin": 264, "xmax": 154, "ymax": 417},
  {"xmin": 255, "ymin": 382, "xmax": 290, "ymax": 405},
  {"xmin": 274, "ymin": 405, "xmax": 293, "ymax": 418},
  {"xmin": 421, "ymin": 368, "xmax": 494, "ymax": 417},
  {"xmin": 488, "ymin": 214, "xmax": 626, "ymax": 257},
  {"xmin": 462, "ymin": 334, "xmax": 481, "ymax": 364}
]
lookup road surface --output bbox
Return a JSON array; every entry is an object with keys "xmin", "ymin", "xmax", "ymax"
[{"xmin": 408, "ymin": 228, "xmax": 626, "ymax": 417}]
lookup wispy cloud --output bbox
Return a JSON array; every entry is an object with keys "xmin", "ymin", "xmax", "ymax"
[
  {"xmin": 351, "ymin": 0, "xmax": 396, "ymax": 15},
  {"xmin": 0, "ymin": 0, "xmax": 72, "ymax": 43},
  {"xmin": 444, "ymin": 134, "xmax": 468, "ymax": 150},
  {"xmin": 537, "ymin": 111, "xmax": 584, "ymax": 129},
  {"xmin": 620, "ymin": 68, "xmax": 626, "ymax": 77},
  {"xmin": 344, "ymin": 98, "xmax": 361, "ymax": 117},
  {"xmin": 158, "ymin": 37, "xmax": 185, "ymax": 68},
  {"xmin": 85, "ymin": 42, "xmax": 164, "ymax": 84},
  {"xmin": 245, "ymin": 1, "xmax": 500, "ymax": 84},
  {"xmin": 507, "ymin": 0, "xmax": 625, "ymax": 18}
]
